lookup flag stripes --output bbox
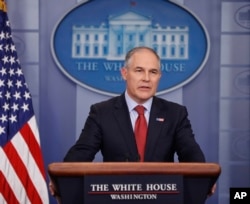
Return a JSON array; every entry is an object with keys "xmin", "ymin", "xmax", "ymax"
[
  {"xmin": 0, "ymin": 171, "xmax": 19, "ymax": 204},
  {"xmin": 0, "ymin": 118, "xmax": 48, "ymax": 203},
  {"xmin": 0, "ymin": 1, "xmax": 49, "ymax": 203}
]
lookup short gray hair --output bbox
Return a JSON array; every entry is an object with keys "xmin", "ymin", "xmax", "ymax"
[{"xmin": 124, "ymin": 46, "xmax": 161, "ymax": 68}]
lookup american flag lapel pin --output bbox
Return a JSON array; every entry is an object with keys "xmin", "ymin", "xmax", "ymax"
[{"xmin": 156, "ymin": 117, "xmax": 165, "ymax": 122}]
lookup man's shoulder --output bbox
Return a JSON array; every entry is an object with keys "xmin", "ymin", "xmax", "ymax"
[
  {"xmin": 153, "ymin": 96, "xmax": 184, "ymax": 109},
  {"xmin": 93, "ymin": 94, "xmax": 124, "ymax": 108}
]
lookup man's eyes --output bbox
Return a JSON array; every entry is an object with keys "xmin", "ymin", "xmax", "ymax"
[
  {"xmin": 135, "ymin": 69, "xmax": 159, "ymax": 74},
  {"xmin": 150, "ymin": 70, "xmax": 159, "ymax": 74}
]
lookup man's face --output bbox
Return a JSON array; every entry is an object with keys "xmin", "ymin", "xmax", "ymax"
[{"xmin": 121, "ymin": 49, "xmax": 161, "ymax": 104}]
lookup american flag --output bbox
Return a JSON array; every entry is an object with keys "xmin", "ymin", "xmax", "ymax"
[
  {"xmin": 0, "ymin": 1, "xmax": 49, "ymax": 203},
  {"xmin": 156, "ymin": 117, "xmax": 164, "ymax": 122}
]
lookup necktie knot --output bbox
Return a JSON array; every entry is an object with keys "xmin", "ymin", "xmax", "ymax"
[{"xmin": 135, "ymin": 105, "xmax": 145, "ymax": 115}]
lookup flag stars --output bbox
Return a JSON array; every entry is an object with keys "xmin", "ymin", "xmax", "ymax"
[
  {"xmin": 4, "ymin": 44, "xmax": 9, "ymax": 52},
  {"xmin": 9, "ymin": 114, "xmax": 17, "ymax": 123},
  {"xmin": 24, "ymin": 82, "xmax": 28, "ymax": 88},
  {"xmin": 0, "ymin": 13, "xmax": 37, "ymax": 145},
  {"xmin": 9, "ymin": 56, "xmax": 16, "ymax": 65},
  {"xmin": 0, "ymin": 31, "xmax": 5, "ymax": 40},
  {"xmin": 23, "ymin": 91, "xmax": 31, "ymax": 100},
  {"xmin": 0, "ymin": 79, "xmax": 5, "ymax": 87},
  {"xmin": 21, "ymin": 103, "xmax": 29, "ymax": 112},
  {"xmin": 16, "ymin": 80, "xmax": 22, "ymax": 88},
  {"xmin": 2, "ymin": 102, "xmax": 9, "ymax": 111},
  {"xmin": 9, "ymin": 68, "xmax": 15, "ymax": 76},
  {"xmin": 16, "ymin": 68, "xmax": 23, "ymax": 76},
  {"xmin": 0, "ymin": 114, "xmax": 7, "ymax": 123},
  {"xmin": 11, "ymin": 103, "xmax": 19, "ymax": 112},
  {"xmin": 2, "ymin": 55, "xmax": 8, "ymax": 63},
  {"xmin": 5, "ymin": 91, "xmax": 11, "ymax": 100},
  {"xmin": 0, "ymin": 11, "xmax": 49, "ymax": 195},
  {"xmin": 0, "ymin": 126, "xmax": 5, "ymax": 135},
  {"xmin": 10, "ymin": 44, "xmax": 16, "ymax": 52},
  {"xmin": 13, "ymin": 91, "xmax": 21, "ymax": 100},
  {"xmin": 6, "ymin": 20, "xmax": 10, "ymax": 27},
  {"xmin": 5, "ymin": 32, "xmax": 11, "ymax": 39},
  {"xmin": 7, "ymin": 79, "xmax": 13, "ymax": 88},
  {"xmin": 0, "ymin": 67, "xmax": 7, "ymax": 76}
]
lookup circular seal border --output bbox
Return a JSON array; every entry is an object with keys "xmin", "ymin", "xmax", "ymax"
[{"xmin": 51, "ymin": 0, "xmax": 210, "ymax": 96}]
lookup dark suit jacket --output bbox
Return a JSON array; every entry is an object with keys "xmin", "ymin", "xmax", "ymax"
[{"xmin": 64, "ymin": 94, "xmax": 205, "ymax": 162}]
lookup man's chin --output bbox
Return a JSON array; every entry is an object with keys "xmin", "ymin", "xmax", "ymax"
[{"xmin": 137, "ymin": 92, "xmax": 154, "ymax": 101}]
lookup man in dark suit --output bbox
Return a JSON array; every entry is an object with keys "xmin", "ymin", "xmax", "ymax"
[
  {"xmin": 49, "ymin": 46, "xmax": 217, "ymax": 199},
  {"xmin": 64, "ymin": 46, "xmax": 205, "ymax": 163}
]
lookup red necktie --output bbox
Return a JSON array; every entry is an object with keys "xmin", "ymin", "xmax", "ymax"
[{"xmin": 134, "ymin": 105, "xmax": 147, "ymax": 161}]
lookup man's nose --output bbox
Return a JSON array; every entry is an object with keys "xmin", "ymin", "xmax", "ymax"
[{"xmin": 143, "ymin": 72, "xmax": 150, "ymax": 81}]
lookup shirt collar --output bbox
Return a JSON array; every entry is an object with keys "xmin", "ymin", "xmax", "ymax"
[{"xmin": 125, "ymin": 90, "xmax": 153, "ymax": 113}]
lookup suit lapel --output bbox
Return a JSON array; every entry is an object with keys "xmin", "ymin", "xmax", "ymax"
[
  {"xmin": 113, "ymin": 95, "xmax": 138, "ymax": 158},
  {"xmin": 144, "ymin": 97, "xmax": 167, "ymax": 160}
]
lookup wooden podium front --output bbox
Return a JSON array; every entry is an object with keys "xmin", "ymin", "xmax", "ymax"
[{"xmin": 48, "ymin": 162, "xmax": 221, "ymax": 204}]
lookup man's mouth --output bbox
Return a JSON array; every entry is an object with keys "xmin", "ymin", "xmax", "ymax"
[{"xmin": 138, "ymin": 86, "xmax": 150, "ymax": 90}]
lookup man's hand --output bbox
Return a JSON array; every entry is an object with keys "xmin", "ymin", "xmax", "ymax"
[
  {"xmin": 208, "ymin": 184, "xmax": 217, "ymax": 197},
  {"xmin": 49, "ymin": 181, "xmax": 57, "ymax": 196}
]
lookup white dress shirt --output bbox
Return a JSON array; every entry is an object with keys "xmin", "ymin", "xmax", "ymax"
[{"xmin": 124, "ymin": 91, "xmax": 153, "ymax": 130}]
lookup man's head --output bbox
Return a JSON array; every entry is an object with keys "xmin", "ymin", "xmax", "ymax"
[{"xmin": 121, "ymin": 46, "xmax": 162, "ymax": 104}]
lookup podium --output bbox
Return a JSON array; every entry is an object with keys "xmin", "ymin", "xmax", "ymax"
[{"xmin": 48, "ymin": 162, "xmax": 221, "ymax": 204}]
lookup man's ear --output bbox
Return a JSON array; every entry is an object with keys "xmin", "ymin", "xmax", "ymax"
[{"xmin": 120, "ymin": 67, "xmax": 127, "ymax": 80}]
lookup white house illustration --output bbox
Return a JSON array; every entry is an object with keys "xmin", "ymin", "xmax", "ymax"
[{"xmin": 72, "ymin": 11, "xmax": 189, "ymax": 60}]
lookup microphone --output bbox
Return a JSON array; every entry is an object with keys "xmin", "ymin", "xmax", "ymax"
[{"xmin": 124, "ymin": 153, "xmax": 130, "ymax": 162}]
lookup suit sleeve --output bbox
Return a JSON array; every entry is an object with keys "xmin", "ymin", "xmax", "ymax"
[
  {"xmin": 64, "ymin": 104, "xmax": 102, "ymax": 162},
  {"xmin": 174, "ymin": 106, "xmax": 206, "ymax": 162}
]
